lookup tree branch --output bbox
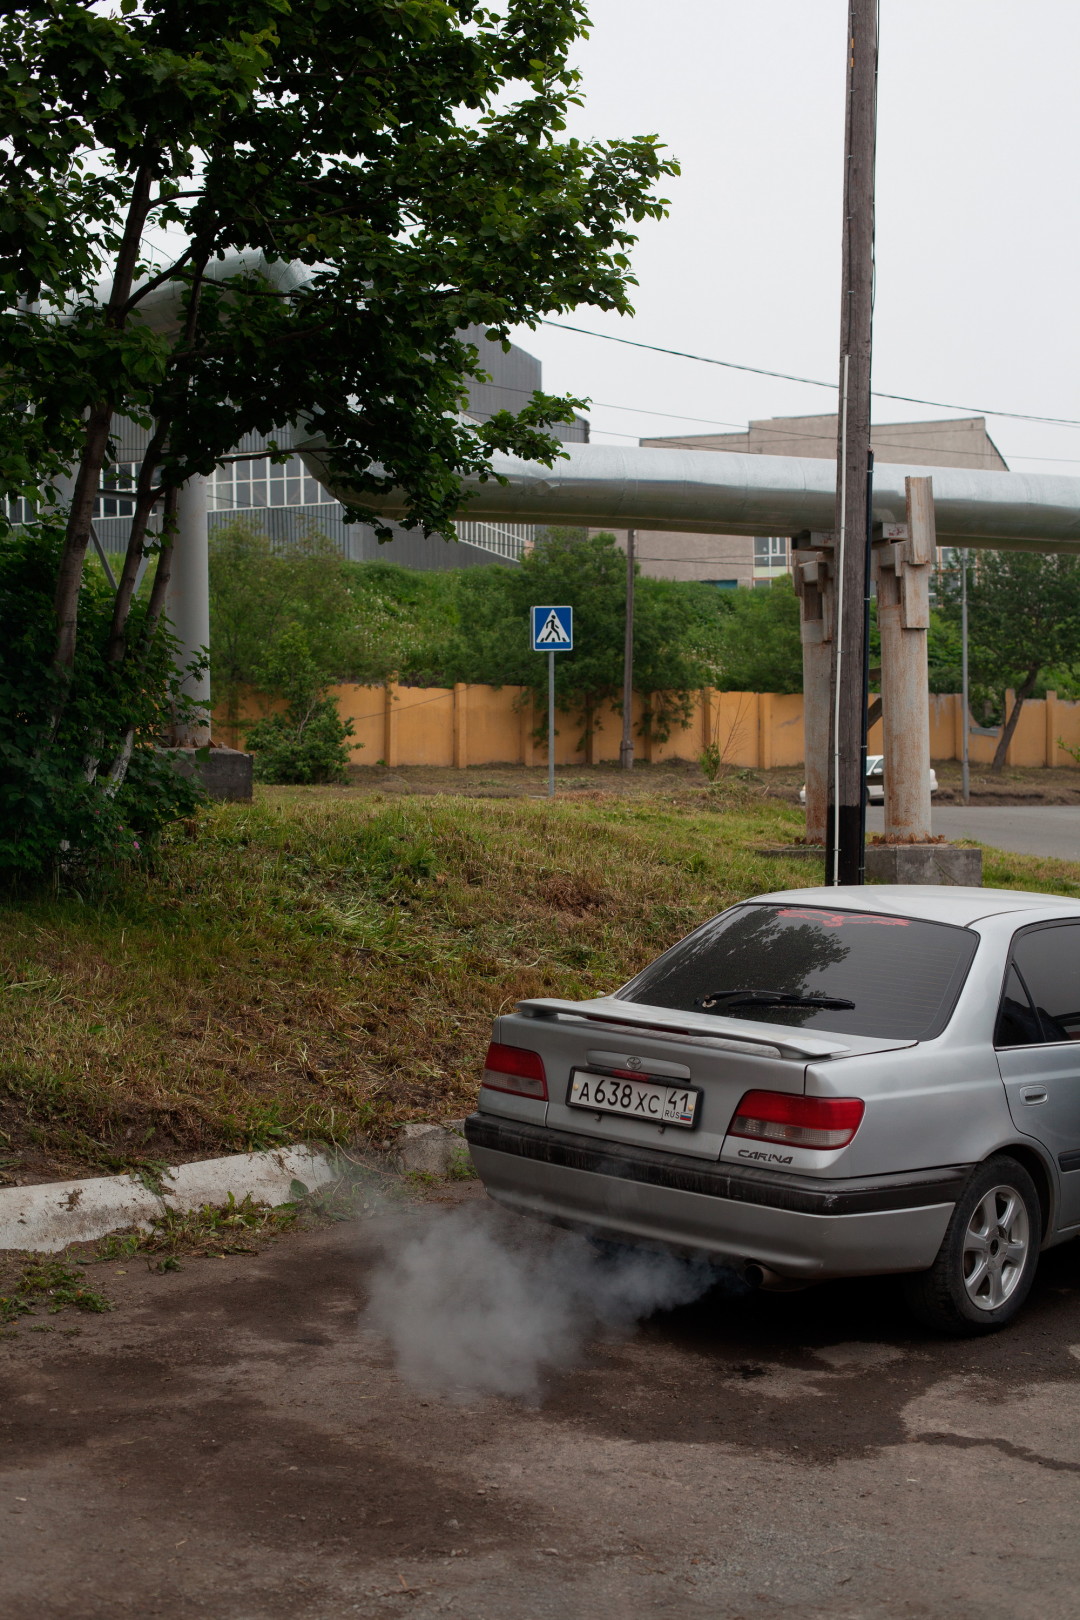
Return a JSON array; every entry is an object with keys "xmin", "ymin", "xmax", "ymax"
[{"xmin": 120, "ymin": 246, "xmax": 196, "ymax": 316}]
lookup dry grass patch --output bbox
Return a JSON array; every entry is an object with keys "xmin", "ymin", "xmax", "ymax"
[
  {"xmin": 0, "ymin": 786, "xmax": 818, "ymax": 1178},
  {"xmin": 3, "ymin": 783, "xmax": 1079, "ymax": 1183}
]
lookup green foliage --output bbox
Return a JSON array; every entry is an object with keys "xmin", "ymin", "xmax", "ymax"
[
  {"xmin": 1, "ymin": 0, "xmax": 676, "ymax": 877},
  {"xmin": 209, "ymin": 522, "xmax": 458, "ymax": 699},
  {"xmin": 938, "ymin": 552, "xmax": 1080, "ymax": 765},
  {"xmin": 243, "ymin": 625, "xmax": 357, "ymax": 785},
  {"xmin": 699, "ymin": 742, "xmax": 724, "ymax": 782},
  {"xmin": 411, "ymin": 529, "xmax": 724, "ymax": 744},
  {"xmin": 926, "ymin": 607, "xmax": 964, "ymax": 694},
  {"xmin": 713, "ymin": 576, "xmax": 803, "ymax": 694},
  {"xmin": 0, "ymin": 1260, "xmax": 111, "ymax": 1322},
  {"xmin": 3, "ymin": 0, "xmax": 677, "ymax": 526},
  {"xmin": 0, "ymin": 523, "xmax": 203, "ymax": 883}
]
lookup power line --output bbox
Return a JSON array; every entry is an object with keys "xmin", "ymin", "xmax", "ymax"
[
  {"xmin": 540, "ymin": 319, "xmax": 1080, "ymax": 431},
  {"xmin": 470, "ymin": 376, "xmax": 1080, "ymax": 465}
]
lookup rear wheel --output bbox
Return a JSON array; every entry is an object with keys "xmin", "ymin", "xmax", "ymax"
[{"xmin": 902, "ymin": 1156, "xmax": 1040, "ymax": 1336}]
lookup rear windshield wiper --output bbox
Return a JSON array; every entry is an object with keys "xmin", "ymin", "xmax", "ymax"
[{"xmin": 695, "ymin": 989, "xmax": 856, "ymax": 1012}]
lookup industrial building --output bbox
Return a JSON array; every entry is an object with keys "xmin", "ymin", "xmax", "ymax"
[{"xmin": 92, "ymin": 326, "xmax": 588, "ymax": 571}]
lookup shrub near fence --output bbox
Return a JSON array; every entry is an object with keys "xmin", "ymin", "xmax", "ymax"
[{"xmin": 214, "ymin": 686, "xmax": 1080, "ymax": 770}]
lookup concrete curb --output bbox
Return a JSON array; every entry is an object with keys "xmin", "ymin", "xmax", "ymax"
[{"xmin": 0, "ymin": 1145, "xmax": 340, "ymax": 1254}]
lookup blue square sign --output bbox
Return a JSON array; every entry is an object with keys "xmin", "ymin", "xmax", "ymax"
[{"xmin": 532, "ymin": 605, "xmax": 573, "ymax": 652}]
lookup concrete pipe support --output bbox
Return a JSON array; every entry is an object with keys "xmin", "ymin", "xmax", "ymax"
[
  {"xmin": 164, "ymin": 475, "xmax": 212, "ymax": 747},
  {"xmin": 874, "ymin": 477, "xmax": 933, "ymax": 842},
  {"xmin": 793, "ymin": 535, "xmax": 836, "ymax": 845}
]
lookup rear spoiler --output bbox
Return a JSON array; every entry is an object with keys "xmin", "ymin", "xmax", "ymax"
[{"xmin": 515, "ymin": 997, "xmax": 852, "ymax": 1061}]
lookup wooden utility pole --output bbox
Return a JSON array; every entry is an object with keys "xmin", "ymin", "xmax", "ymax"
[
  {"xmin": 826, "ymin": 0, "xmax": 879, "ymax": 885},
  {"xmin": 620, "ymin": 528, "xmax": 635, "ymax": 769}
]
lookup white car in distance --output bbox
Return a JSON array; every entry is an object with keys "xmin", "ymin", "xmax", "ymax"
[{"xmin": 799, "ymin": 755, "xmax": 939, "ymax": 806}]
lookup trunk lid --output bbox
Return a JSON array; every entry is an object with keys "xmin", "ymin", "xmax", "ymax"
[{"xmin": 494, "ymin": 998, "xmax": 915, "ymax": 1162}]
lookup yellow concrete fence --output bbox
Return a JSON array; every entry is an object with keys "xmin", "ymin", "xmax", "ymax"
[{"xmin": 214, "ymin": 685, "xmax": 1080, "ymax": 770}]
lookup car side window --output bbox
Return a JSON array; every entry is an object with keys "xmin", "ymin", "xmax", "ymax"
[
  {"xmin": 1007, "ymin": 925, "xmax": 1080, "ymax": 1045},
  {"xmin": 995, "ymin": 964, "xmax": 1041, "ymax": 1048}
]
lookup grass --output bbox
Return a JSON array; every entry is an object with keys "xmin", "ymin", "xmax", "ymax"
[
  {"xmin": 0, "ymin": 1258, "xmax": 111, "ymax": 1323},
  {"xmin": 94, "ymin": 1192, "xmax": 302, "ymax": 1263},
  {"xmin": 2, "ymin": 777, "xmax": 1080, "ymax": 1182}
]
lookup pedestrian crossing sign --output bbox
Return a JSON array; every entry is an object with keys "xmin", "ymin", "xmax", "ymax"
[{"xmin": 532, "ymin": 605, "xmax": 573, "ymax": 652}]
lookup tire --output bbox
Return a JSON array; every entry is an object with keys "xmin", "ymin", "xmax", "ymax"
[{"xmin": 902, "ymin": 1156, "xmax": 1041, "ymax": 1336}]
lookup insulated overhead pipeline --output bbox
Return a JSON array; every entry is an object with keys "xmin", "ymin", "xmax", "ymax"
[
  {"xmin": 298, "ymin": 439, "xmax": 1080, "ymax": 556},
  {"xmin": 113, "ymin": 248, "xmax": 1080, "ymax": 556}
]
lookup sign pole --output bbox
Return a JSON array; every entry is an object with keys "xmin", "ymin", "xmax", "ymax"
[
  {"xmin": 620, "ymin": 528, "xmax": 636, "ymax": 770},
  {"xmin": 548, "ymin": 649, "xmax": 555, "ymax": 798},
  {"xmin": 532, "ymin": 605, "xmax": 573, "ymax": 796}
]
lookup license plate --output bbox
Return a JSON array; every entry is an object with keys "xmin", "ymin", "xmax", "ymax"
[{"xmin": 566, "ymin": 1069, "xmax": 700, "ymax": 1129}]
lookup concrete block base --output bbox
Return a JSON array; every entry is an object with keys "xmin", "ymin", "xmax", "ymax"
[
  {"xmin": 865, "ymin": 843, "xmax": 983, "ymax": 886},
  {"xmin": 396, "ymin": 1121, "xmax": 470, "ymax": 1177},
  {"xmin": 161, "ymin": 745, "xmax": 253, "ymax": 802}
]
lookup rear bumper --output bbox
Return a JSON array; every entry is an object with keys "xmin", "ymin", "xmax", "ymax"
[{"xmin": 465, "ymin": 1113, "xmax": 967, "ymax": 1280}]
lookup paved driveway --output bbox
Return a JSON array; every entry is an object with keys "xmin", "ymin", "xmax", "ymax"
[
  {"xmin": 868, "ymin": 804, "xmax": 1080, "ymax": 860},
  {"xmin": 3, "ymin": 1191, "xmax": 1080, "ymax": 1619}
]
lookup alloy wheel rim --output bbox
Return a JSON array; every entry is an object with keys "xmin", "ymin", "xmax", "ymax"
[{"xmin": 962, "ymin": 1184, "xmax": 1030, "ymax": 1311}]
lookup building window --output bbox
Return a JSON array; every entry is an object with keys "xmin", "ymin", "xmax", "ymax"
[
  {"xmin": 95, "ymin": 461, "xmax": 140, "ymax": 519},
  {"xmin": 5, "ymin": 495, "xmax": 34, "ymax": 525},
  {"xmin": 211, "ymin": 453, "xmax": 334, "ymax": 513},
  {"xmin": 753, "ymin": 535, "xmax": 788, "ymax": 570},
  {"xmin": 703, "ymin": 578, "xmax": 739, "ymax": 589}
]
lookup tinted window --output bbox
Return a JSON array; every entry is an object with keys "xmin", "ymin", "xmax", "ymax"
[
  {"xmin": 995, "ymin": 965, "xmax": 1041, "ymax": 1048},
  {"xmin": 620, "ymin": 903, "xmax": 978, "ymax": 1040},
  {"xmin": 1009, "ymin": 926, "xmax": 1080, "ymax": 1044}
]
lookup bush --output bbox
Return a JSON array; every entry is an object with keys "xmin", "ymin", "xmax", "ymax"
[
  {"xmin": 243, "ymin": 624, "xmax": 356, "ymax": 784},
  {"xmin": 0, "ymin": 521, "xmax": 204, "ymax": 884},
  {"xmin": 246, "ymin": 700, "xmax": 355, "ymax": 785}
]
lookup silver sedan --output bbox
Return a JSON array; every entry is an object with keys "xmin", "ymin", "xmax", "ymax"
[{"xmin": 465, "ymin": 885, "xmax": 1080, "ymax": 1336}]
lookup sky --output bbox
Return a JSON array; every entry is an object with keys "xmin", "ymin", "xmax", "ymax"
[{"xmin": 509, "ymin": 0, "xmax": 1080, "ymax": 476}]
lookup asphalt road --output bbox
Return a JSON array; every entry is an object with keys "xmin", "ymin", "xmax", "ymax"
[
  {"xmin": 3, "ymin": 1187, "xmax": 1080, "ymax": 1620},
  {"xmin": 867, "ymin": 804, "xmax": 1080, "ymax": 861}
]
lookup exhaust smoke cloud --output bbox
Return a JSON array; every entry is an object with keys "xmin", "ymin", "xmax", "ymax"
[{"xmin": 362, "ymin": 1205, "xmax": 720, "ymax": 1402}]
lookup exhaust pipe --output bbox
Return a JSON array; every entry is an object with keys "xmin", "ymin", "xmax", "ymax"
[{"xmin": 743, "ymin": 1262, "xmax": 812, "ymax": 1293}]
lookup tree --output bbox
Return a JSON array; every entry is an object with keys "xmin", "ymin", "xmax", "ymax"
[
  {"xmin": 418, "ymin": 529, "xmax": 724, "ymax": 746},
  {"xmin": 0, "ymin": 1, "xmax": 675, "ymax": 872},
  {"xmin": 714, "ymin": 576, "xmax": 803, "ymax": 694},
  {"xmin": 939, "ymin": 552, "xmax": 1080, "ymax": 770}
]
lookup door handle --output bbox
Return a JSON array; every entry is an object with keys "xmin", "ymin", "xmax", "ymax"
[{"xmin": 1020, "ymin": 1085, "xmax": 1048, "ymax": 1104}]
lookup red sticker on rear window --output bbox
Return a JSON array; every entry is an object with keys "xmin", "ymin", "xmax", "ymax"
[{"xmin": 777, "ymin": 908, "xmax": 910, "ymax": 928}]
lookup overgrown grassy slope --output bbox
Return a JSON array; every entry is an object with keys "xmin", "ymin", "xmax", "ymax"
[{"xmin": 2, "ymin": 786, "xmax": 1078, "ymax": 1182}]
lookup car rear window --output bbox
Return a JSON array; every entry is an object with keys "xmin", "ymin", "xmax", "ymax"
[{"xmin": 619, "ymin": 903, "xmax": 978, "ymax": 1040}]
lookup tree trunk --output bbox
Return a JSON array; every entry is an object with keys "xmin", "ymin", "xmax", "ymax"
[
  {"xmin": 52, "ymin": 401, "xmax": 116, "ymax": 674},
  {"xmin": 991, "ymin": 665, "xmax": 1040, "ymax": 771},
  {"xmin": 101, "ymin": 490, "xmax": 180, "ymax": 796},
  {"xmin": 104, "ymin": 426, "xmax": 168, "ymax": 663},
  {"xmin": 105, "ymin": 255, "xmax": 210, "ymax": 666},
  {"xmin": 51, "ymin": 164, "xmax": 155, "ymax": 678},
  {"xmin": 141, "ymin": 487, "xmax": 179, "ymax": 648}
]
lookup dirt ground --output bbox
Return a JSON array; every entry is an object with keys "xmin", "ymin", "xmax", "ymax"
[
  {"xmin": 338, "ymin": 759, "xmax": 1080, "ymax": 807},
  {"xmin": 4, "ymin": 1183, "xmax": 1079, "ymax": 1620}
]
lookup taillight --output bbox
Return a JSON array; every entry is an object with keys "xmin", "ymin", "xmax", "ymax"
[
  {"xmin": 728, "ymin": 1090, "xmax": 864, "ymax": 1150},
  {"xmin": 481, "ymin": 1041, "xmax": 548, "ymax": 1100}
]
